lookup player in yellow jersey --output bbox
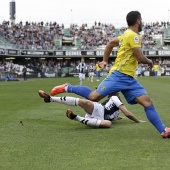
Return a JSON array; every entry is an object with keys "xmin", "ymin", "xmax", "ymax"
[
  {"xmin": 152, "ymin": 62, "xmax": 159, "ymax": 78},
  {"xmin": 50, "ymin": 11, "xmax": 170, "ymax": 138},
  {"xmin": 95, "ymin": 61, "xmax": 101, "ymax": 81}
]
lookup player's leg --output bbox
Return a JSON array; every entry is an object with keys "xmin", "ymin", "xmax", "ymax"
[
  {"xmin": 79, "ymin": 73, "xmax": 83, "ymax": 86},
  {"xmin": 39, "ymin": 90, "xmax": 79, "ymax": 106},
  {"xmin": 77, "ymin": 98, "xmax": 94, "ymax": 113},
  {"xmin": 98, "ymin": 71, "xmax": 101, "ymax": 80},
  {"xmin": 135, "ymin": 94, "xmax": 170, "ymax": 138},
  {"xmin": 66, "ymin": 109, "xmax": 111, "ymax": 128},
  {"xmin": 99, "ymin": 120, "xmax": 112, "ymax": 128},
  {"xmin": 91, "ymin": 72, "xmax": 94, "ymax": 82},
  {"xmin": 39, "ymin": 90, "xmax": 92, "ymax": 114},
  {"xmin": 122, "ymin": 77, "xmax": 170, "ymax": 138},
  {"xmin": 155, "ymin": 71, "xmax": 157, "ymax": 78},
  {"xmin": 82, "ymin": 73, "xmax": 85, "ymax": 83},
  {"xmin": 50, "ymin": 71, "xmax": 119, "ymax": 101},
  {"xmin": 50, "ymin": 83, "xmax": 93, "ymax": 99},
  {"xmin": 50, "ymin": 83, "xmax": 103, "ymax": 101},
  {"xmin": 96, "ymin": 71, "xmax": 99, "ymax": 81},
  {"xmin": 66, "ymin": 85, "xmax": 105, "ymax": 101},
  {"xmin": 88, "ymin": 72, "xmax": 91, "ymax": 81},
  {"xmin": 82, "ymin": 101, "xmax": 112, "ymax": 128},
  {"xmin": 38, "ymin": 91, "xmax": 108, "ymax": 128},
  {"xmin": 88, "ymin": 72, "xmax": 90, "ymax": 81},
  {"xmin": 39, "ymin": 90, "xmax": 101, "ymax": 108}
]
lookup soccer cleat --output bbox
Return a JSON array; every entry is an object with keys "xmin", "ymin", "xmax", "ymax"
[
  {"xmin": 38, "ymin": 90, "xmax": 51, "ymax": 103},
  {"xmin": 66, "ymin": 109, "xmax": 77, "ymax": 120},
  {"xmin": 161, "ymin": 128, "xmax": 170, "ymax": 138},
  {"xmin": 50, "ymin": 83, "xmax": 70, "ymax": 96}
]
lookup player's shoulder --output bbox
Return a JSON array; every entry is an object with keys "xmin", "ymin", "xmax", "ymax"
[
  {"xmin": 125, "ymin": 29, "xmax": 139, "ymax": 38},
  {"xmin": 125, "ymin": 29, "xmax": 140, "ymax": 44},
  {"xmin": 125, "ymin": 29, "xmax": 137, "ymax": 35}
]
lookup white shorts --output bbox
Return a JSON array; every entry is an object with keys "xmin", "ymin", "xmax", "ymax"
[
  {"xmin": 85, "ymin": 102, "xmax": 104, "ymax": 120},
  {"xmin": 88, "ymin": 72, "xmax": 94, "ymax": 77},
  {"xmin": 79, "ymin": 73, "xmax": 85, "ymax": 80}
]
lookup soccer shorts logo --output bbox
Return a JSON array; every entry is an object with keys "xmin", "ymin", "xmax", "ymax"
[{"xmin": 101, "ymin": 86, "xmax": 106, "ymax": 91}]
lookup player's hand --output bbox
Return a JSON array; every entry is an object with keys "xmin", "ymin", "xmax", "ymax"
[
  {"xmin": 148, "ymin": 59, "xmax": 153, "ymax": 69},
  {"xmin": 98, "ymin": 61, "xmax": 107, "ymax": 70}
]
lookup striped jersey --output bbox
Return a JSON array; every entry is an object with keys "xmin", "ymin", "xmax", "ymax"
[
  {"xmin": 102, "ymin": 96, "xmax": 123, "ymax": 120},
  {"xmin": 77, "ymin": 62, "xmax": 86, "ymax": 73},
  {"xmin": 89, "ymin": 65, "xmax": 95, "ymax": 72}
]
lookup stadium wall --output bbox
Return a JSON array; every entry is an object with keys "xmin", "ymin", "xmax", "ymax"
[
  {"xmin": 0, "ymin": 48, "xmax": 170, "ymax": 58},
  {"xmin": 1, "ymin": 48, "xmax": 170, "ymax": 81}
]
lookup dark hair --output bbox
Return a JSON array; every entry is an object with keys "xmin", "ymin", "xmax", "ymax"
[{"xmin": 126, "ymin": 11, "xmax": 141, "ymax": 26}]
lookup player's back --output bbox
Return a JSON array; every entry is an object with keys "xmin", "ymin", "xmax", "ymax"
[
  {"xmin": 102, "ymin": 96, "xmax": 121, "ymax": 120},
  {"xmin": 78, "ymin": 62, "xmax": 86, "ymax": 73},
  {"xmin": 89, "ymin": 65, "xmax": 95, "ymax": 72}
]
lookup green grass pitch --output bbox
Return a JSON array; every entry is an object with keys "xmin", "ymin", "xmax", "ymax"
[{"xmin": 0, "ymin": 76, "xmax": 170, "ymax": 170}]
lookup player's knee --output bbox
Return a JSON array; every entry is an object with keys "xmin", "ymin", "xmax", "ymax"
[
  {"xmin": 100, "ymin": 120, "xmax": 112, "ymax": 128},
  {"xmin": 79, "ymin": 99, "xmax": 92, "ymax": 107},
  {"xmin": 105, "ymin": 121, "xmax": 112, "ymax": 128},
  {"xmin": 88, "ymin": 92, "xmax": 103, "ymax": 102},
  {"xmin": 136, "ymin": 94, "xmax": 153, "ymax": 107},
  {"xmin": 88, "ymin": 96, "xmax": 98, "ymax": 101},
  {"xmin": 143, "ymin": 96, "xmax": 153, "ymax": 107}
]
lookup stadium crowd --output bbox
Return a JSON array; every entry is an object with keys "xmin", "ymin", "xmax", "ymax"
[
  {"xmin": 0, "ymin": 20, "xmax": 170, "ymax": 79},
  {"xmin": 0, "ymin": 57, "xmax": 170, "ymax": 80},
  {"xmin": 0, "ymin": 20, "xmax": 170, "ymax": 50}
]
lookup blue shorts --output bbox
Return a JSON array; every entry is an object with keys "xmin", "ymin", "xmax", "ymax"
[{"xmin": 96, "ymin": 71, "xmax": 147, "ymax": 104}]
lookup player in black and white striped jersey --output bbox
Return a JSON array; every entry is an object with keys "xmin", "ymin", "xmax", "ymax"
[
  {"xmin": 39, "ymin": 90, "xmax": 146, "ymax": 128},
  {"xmin": 77, "ymin": 58, "xmax": 86, "ymax": 85},
  {"xmin": 88, "ymin": 63, "xmax": 95, "ymax": 82}
]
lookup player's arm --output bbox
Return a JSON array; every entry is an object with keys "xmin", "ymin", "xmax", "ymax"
[
  {"xmin": 118, "ymin": 104, "xmax": 146, "ymax": 123},
  {"xmin": 132, "ymin": 47, "xmax": 153, "ymax": 69},
  {"xmin": 113, "ymin": 116, "xmax": 123, "ymax": 120},
  {"xmin": 99, "ymin": 37, "xmax": 119, "ymax": 69},
  {"xmin": 109, "ymin": 96, "xmax": 145, "ymax": 123}
]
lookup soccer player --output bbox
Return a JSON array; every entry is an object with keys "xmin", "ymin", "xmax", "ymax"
[
  {"xmin": 136, "ymin": 64, "xmax": 143, "ymax": 78},
  {"xmin": 50, "ymin": 11, "xmax": 170, "ymax": 138},
  {"xmin": 88, "ymin": 63, "xmax": 95, "ymax": 82},
  {"xmin": 95, "ymin": 61, "xmax": 101, "ymax": 81},
  {"xmin": 77, "ymin": 57, "xmax": 86, "ymax": 85},
  {"xmin": 38, "ymin": 90, "xmax": 145, "ymax": 128},
  {"xmin": 22, "ymin": 66, "xmax": 27, "ymax": 80},
  {"xmin": 152, "ymin": 61, "xmax": 159, "ymax": 78}
]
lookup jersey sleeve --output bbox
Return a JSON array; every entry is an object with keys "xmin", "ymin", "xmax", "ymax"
[
  {"xmin": 129, "ymin": 33, "xmax": 141, "ymax": 48},
  {"xmin": 110, "ymin": 96, "xmax": 123, "ymax": 107},
  {"xmin": 117, "ymin": 34, "xmax": 123, "ymax": 41}
]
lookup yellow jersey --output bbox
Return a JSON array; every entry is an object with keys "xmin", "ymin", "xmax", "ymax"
[
  {"xmin": 95, "ymin": 64, "xmax": 101, "ymax": 71},
  {"xmin": 153, "ymin": 64, "xmax": 159, "ymax": 71},
  {"xmin": 109, "ymin": 29, "xmax": 141, "ymax": 77}
]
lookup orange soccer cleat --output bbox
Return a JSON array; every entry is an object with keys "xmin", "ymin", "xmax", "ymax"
[{"xmin": 50, "ymin": 83, "xmax": 70, "ymax": 96}]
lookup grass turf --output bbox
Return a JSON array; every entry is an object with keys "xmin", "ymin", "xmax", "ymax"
[{"xmin": 0, "ymin": 76, "xmax": 170, "ymax": 170}]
